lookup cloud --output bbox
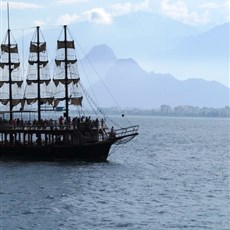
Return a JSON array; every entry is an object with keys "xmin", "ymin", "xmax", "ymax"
[
  {"xmin": 33, "ymin": 20, "xmax": 46, "ymax": 27},
  {"xmin": 161, "ymin": 0, "xmax": 210, "ymax": 25},
  {"xmin": 81, "ymin": 0, "xmax": 151, "ymax": 25},
  {"xmin": 55, "ymin": 0, "xmax": 229, "ymax": 27},
  {"xmin": 110, "ymin": 0, "xmax": 150, "ymax": 17},
  {"xmin": 1, "ymin": 1, "xmax": 41, "ymax": 9},
  {"xmin": 57, "ymin": 0, "xmax": 89, "ymax": 4},
  {"xmin": 108, "ymin": 0, "xmax": 230, "ymax": 25},
  {"xmin": 56, "ymin": 14, "xmax": 79, "ymax": 25},
  {"xmin": 199, "ymin": 2, "xmax": 222, "ymax": 9},
  {"xmin": 83, "ymin": 8, "xmax": 113, "ymax": 24}
]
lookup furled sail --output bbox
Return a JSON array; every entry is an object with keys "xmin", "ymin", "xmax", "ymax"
[
  {"xmin": 30, "ymin": 42, "xmax": 46, "ymax": 53},
  {"xmin": 57, "ymin": 41, "xmax": 75, "ymax": 49},
  {"xmin": 1, "ymin": 44, "xmax": 18, "ymax": 53}
]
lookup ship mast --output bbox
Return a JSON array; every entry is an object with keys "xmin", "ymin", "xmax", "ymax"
[
  {"xmin": 36, "ymin": 26, "xmax": 41, "ymax": 121},
  {"xmin": 0, "ymin": 3, "xmax": 22, "ymax": 118},
  {"xmin": 26, "ymin": 27, "xmax": 50, "ymax": 118},
  {"xmin": 7, "ymin": 3, "xmax": 13, "ymax": 120},
  {"xmin": 64, "ymin": 25, "xmax": 69, "ymax": 119}
]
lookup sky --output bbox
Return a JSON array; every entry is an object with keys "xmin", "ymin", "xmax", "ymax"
[
  {"xmin": 0, "ymin": 0, "xmax": 229, "ymax": 31},
  {"xmin": 1, "ymin": 0, "xmax": 230, "ymax": 28},
  {"xmin": 0, "ymin": 0, "xmax": 229, "ymax": 86}
]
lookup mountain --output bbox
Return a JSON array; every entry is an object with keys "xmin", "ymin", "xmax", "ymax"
[
  {"xmin": 151, "ymin": 23, "xmax": 229, "ymax": 87},
  {"xmin": 79, "ymin": 44, "xmax": 118, "ymax": 85},
  {"xmin": 83, "ymin": 44, "xmax": 117, "ymax": 63},
  {"xmin": 81, "ymin": 45, "xmax": 229, "ymax": 109},
  {"xmin": 169, "ymin": 23, "xmax": 229, "ymax": 59}
]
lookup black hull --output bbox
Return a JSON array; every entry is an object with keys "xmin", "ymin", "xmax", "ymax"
[{"xmin": 0, "ymin": 140, "xmax": 114, "ymax": 161}]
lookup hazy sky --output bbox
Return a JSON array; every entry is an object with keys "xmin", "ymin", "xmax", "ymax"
[
  {"xmin": 0, "ymin": 0, "xmax": 229, "ymax": 30},
  {"xmin": 0, "ymin": 0, "xmax": 229, "ymax": 86}
]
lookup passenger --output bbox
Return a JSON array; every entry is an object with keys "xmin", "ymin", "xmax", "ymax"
[
  {"xmin": 101, "ymin": 118, "xmax": 104, "ymax": 129},
  {"xmin": 95, "ymin": 118, "xmax": 99, "ymax": 129},
  {"xmin": 110, "ymin": 126, "xmax": 116, "ymax": 138},
  {"xmin": 16, "ymin": 118, "xmax": 20, "ymax": 128},
  {"xmin": 59, "ymin": 116, "xmax": 64, "ymax": 129},
  {"xmin": 36, "ymin": 136, "xmax": 42, "ymax": 145}
]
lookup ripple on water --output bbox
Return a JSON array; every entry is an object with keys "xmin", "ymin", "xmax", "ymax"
[{"xmin": 0, "ymin": 117, "xmax": 229, "ymax": 230}]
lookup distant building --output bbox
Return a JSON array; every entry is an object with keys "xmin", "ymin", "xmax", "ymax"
[{"xmin": 160, "ymin": 105, "xmax": 172, "ymax": 114}]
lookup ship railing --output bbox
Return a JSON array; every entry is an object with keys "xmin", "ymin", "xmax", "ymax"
[
  {"xmin": 109, "ymin": 125, "xmax": 139, "ymax": 145},
  {"xmin": 0, "ymin": 123, "xmax": 88, "ymax": 131},
  {"xmin": 0, "ymin": 123, "xmax": 110, "ymax": 143},
  {"xmin": 0, "ymin": 121, "xmax": 103, "ymax": 131}
]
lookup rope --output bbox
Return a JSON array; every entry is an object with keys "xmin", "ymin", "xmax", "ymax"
[{"xmin": 75, "ymin": 41, "xmax": 132, "ymax": 127}]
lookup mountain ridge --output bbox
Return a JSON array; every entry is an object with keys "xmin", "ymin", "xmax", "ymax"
[{"xmin": 79, "ymin": 44, "xmax": 229, "ymax": 109}]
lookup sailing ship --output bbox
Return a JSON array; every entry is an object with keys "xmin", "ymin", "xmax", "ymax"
[{"xmin": 0, "ymin": 21, "xmax": 138, "ymax": 161}]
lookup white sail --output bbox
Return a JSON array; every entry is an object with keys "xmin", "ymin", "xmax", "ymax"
[
  {"xmin": 52, "ymin": 27, "xmax": 82, "ymax": 109},
  {"xmin": 24, "ymin": 28, "xmax": 52, "ymax": 106},
  {"xmin": 0, "ymin": 32, "xmax": 24, "ymax": 109}
]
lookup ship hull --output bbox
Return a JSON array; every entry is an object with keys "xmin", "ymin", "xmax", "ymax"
[{"xmin": 0, "ymin": 140, "xmax": 114, "ymax": 161}]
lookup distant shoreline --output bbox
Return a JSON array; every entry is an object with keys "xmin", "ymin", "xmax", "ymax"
[{"xmin": 98, "ymin": 105, "xmax": 230, "ymax": 118}]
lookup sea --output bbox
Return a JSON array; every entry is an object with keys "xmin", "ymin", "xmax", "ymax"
[{"xmin": 0, "ymin": 116, "xmax": 229, "ymax": 230}]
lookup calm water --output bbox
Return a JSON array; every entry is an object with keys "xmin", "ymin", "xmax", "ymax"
[{"xmin": 0, "ymin": 116, "xmax": 229, "ymax": 230}]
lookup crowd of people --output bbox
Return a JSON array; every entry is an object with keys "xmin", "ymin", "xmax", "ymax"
[{"xmin": 0, "ymin": 116, "xmax": 107, "ymax": 131}]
